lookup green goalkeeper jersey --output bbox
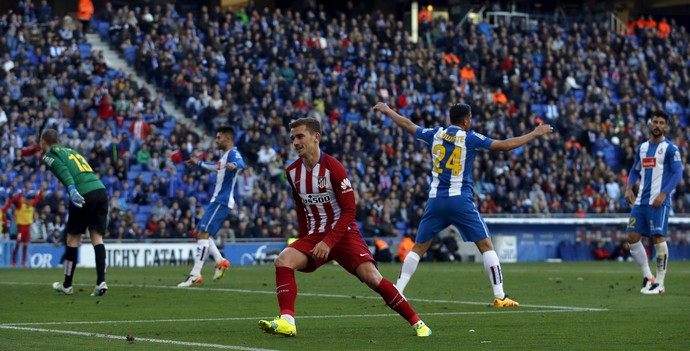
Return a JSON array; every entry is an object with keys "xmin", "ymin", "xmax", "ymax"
[{"xmin": 42, "ymin": 146, "xmax": 105, "ymax": 195}]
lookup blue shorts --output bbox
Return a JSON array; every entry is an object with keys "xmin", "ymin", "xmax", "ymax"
[
  {"xmin": 416, "ymin": 196, "xmax": 490, "ymax": 243},
  {"xmin": 196, "ymin": 202, "xmax": 231, "ymax": 236},
  {"xmin": 626, "ymin": 205, "xmax": 670, "ymax": 237}
]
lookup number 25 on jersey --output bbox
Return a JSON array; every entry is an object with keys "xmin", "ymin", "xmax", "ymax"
[{"xmin": 432, "ymin": 144, "xmax": 462, "ymax": 176}]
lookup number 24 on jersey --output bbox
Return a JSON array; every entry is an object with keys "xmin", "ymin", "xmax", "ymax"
[{"xmin": 432, "ymin": 144, "xmax": 462, "ymax": 176}]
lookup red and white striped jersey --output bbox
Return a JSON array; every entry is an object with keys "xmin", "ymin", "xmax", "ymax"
[{"xmin": 286, "ymin": 151, "xmax": 358, "ymax": 248}]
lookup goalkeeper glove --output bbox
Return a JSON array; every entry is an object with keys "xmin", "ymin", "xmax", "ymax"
[{"xmin": 68, "ymin": 185, "xmax": 85, "ymax": 208}]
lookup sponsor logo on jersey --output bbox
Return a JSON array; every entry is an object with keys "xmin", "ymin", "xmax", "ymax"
[
  {"xmin": 474, "ymin": 132, "xmax": 487, "ymax": 140},
  {"xmin": 642, "ymin": 157, "xmax": 656, "ymax": 168},
  {"xmin": 299, "ymin": 193, "xmax": 332, "ymax": 204},
  {"xmin": 340, "ymin": 178, "xmax": 353, "ymax": 193},
  {"xmin": 317, "ymin": 176, "xmax": 327, "ymax": 189},
  {"xmin": 216, "ymin": 162, "xmax": 221, "ymax": 170}
]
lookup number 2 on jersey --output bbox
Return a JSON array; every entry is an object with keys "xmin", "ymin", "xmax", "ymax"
[
  {"xmin": 432, "ymin": 144, "xmax": 462, "ymax": 176},
  {"xmin": 69, "ymin": 154, "xmax": 93, "ymax": 172}
]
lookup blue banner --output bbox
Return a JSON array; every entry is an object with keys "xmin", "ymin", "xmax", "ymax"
[
  {"xmin": 0, "ymin": 242, "xmax": 65, "ymax": 268},
  {"xmin": 223, "ymin": 243, "xmax": 286, "ymax": 266}
]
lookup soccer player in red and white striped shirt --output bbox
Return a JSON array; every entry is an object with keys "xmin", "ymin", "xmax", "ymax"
[{"xmin": 258, "ymin": 118, "xmax": 431, "ymax": 337}]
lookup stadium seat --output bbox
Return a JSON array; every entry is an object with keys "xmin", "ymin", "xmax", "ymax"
[
  {"xmin": 138, "ymin": 205, "xmax": 152, "ymax": 214},
  {"xmin": 140, "ymin": 171, "xmax": 153, "ymax": 183},
  {"xmin": 97, "ymin": 21, "xmax": 109, "ymax": 39},
  {"xmin": 124, "ymin": 46, "xmax": 137, "ymax": 65},
  {"xmin": 127, "ymin": 171, "xmax": 140, "ymax": 181},
  {"xmin": 163, "ymin": 120, "xmax": 176, "ymax": 130},
  {"xmin": 395, "ymin": 221, "xmax": 408, "ymax": 235},
  {"xmin": 79, "ymin": 43, "xmax": 92, "ymax": 58},
  {"xmin": 130, "ymin": 164, "xmax": 143, "ymax": 172},
  {"xmin": 135, "ymin": 213, "xmax": 150, "ymax": 225}
]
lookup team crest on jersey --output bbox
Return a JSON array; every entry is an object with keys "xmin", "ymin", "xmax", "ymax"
[
  {"xmin": 657, "ymin": 147, "xmax": 664, "ymax": 155},
  {"xmin": 317, "ymin": 176, "xmax": 327, "ymax": 189}
]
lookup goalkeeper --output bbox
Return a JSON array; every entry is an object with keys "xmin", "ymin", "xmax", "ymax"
[{"xmin": 41, "ymin": 129, "xmax": 110, "ymax": 297}]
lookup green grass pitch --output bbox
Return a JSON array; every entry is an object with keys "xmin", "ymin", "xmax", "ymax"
[{"xmin": 1, "ymin": 261, "xmax": 689, "ymax": 350}]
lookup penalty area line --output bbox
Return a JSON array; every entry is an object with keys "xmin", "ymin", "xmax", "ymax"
[{"xmin": 0, "ymin": 325, "xmax": 281, "ymax": 351}]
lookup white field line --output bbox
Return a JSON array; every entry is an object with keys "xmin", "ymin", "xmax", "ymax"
[
  {"xmin": 0, "ymin": 281, "xmax": 608, "ymax": 312},
  {"xmin": 1, "ymin": 309, "xmax": 603, "ymax": 327},
  {"xmin": 0, "ymin": 325, "xmax": 281, "ymax": 351}
]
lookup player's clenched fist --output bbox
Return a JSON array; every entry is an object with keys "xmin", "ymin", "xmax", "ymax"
[{"xmin": 372, "ymin": 102, "xmax": 391, "ymax": 113}]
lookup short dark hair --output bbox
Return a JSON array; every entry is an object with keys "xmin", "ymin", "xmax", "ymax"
[
  {"xmin": 40, "ymin": 129, "xmax": 59, "ymax": 146},
  {"xmin": 651, "ymin": 110, "xmax": 669, "ymax": 122},
  {"xmin": 216, "ymin": 126, "xmax": 235, "ymax": 141},
  {"xmin": 449, "ymin": 103, "xmax": 471, "ymax": 125},
  {"xmin": 289, "ymin": 118, "xmax": 321, "ymax": 134}
]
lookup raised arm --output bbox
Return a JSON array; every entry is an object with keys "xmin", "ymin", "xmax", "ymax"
[
  {"xmin": 372, "ymin": 102, "xmax": 420, "ymax": 135},
  {"xmin": 185, "ymin": 156, "xmax": 217, "ymax": 171},
  {"xmin": 489, "ymin": 124, "xmax": 553, "ymax": 151}
]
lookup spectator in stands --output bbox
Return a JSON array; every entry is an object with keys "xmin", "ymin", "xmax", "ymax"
[
  {"xmin": 3, "ymin": 2, "xmax": 690, "ymax": 250},
  {"xmin": 397, "ymin": 233, "xmax": 414, "ymax": 263},
  {"xmin": 613, "ymin": 239, "xmax": 632, "ymax": 262},
  {"xmin": 78, "ymin": 0, "xmax": 95, "ymax": 32},
  {"xmin": 593, "ymin": 240, "xmax": 612, "ymax": 260},
  {"xmin": 372, "ymin": 234, "xmax": 393, "ymax": 263},
  {"xmin": 30, "ymin": 212, "xmax": 48, "ymax": 242},
  {"xmin": 442, "ymin": 228, "xmax": 460, "ymax": 262}
]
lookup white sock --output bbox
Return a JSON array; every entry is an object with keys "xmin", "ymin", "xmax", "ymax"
[
  {"xmin": 654, "ymin": 241, "xmax": 668, "ymax": 286},
  {"xmin": 629, "ymin": 241, "xmax": 653, "ymax": 278},
  {"xmin": 281, "ymin": 314, "xmax": 295, "ymax": 326},
  {"xmin": 191, "ymin": 239, "xmax": 209, "ymax": 276},
  {"xmin": 207, "ymin": 238, "xmax": 223, "ymax": 264},
  {"xmin": 396, "ymin": 251, "xmax": 420, "ymax": 293},
  {"xmin": 483, "ymin": 250, "xmax": 505, "ymax": 299}
]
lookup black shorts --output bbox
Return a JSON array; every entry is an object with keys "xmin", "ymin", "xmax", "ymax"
[{"xmin": 67, "ymin": 188, "xmax": 109, "ymax": 235}]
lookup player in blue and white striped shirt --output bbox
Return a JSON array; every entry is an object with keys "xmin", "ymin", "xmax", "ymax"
[
  {"xmin": 374, "ymin": 102, "xmax": 552, "ymax": 307},
  {"xmin": 626, "ymin": 111, "xmax": 683, "ymax": 295},
  {"xmin": 178, "ymin": 126, "xmax": 246, "ymax": 287}
]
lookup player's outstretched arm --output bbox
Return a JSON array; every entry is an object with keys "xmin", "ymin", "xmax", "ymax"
[
  {"xmin": 372, "ymin": 102, "xmax": 419, "ymax": 135},
  {"xmin": 187, "ymin": 156, "xmax": 217, "ymax": 171},
  {"xmin": 489, "ymin": 124, "xmax": 553, "ymax": 151}
]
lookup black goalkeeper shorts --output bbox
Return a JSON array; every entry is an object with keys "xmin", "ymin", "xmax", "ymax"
[{"xmin": 67, "ymin": 188, "xmax": 109, "ymax": 235}]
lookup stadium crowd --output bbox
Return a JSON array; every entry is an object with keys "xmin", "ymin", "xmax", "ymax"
[{"xmin": 1, "ymin": 1, "xmax": 689, "ymax": 246}]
